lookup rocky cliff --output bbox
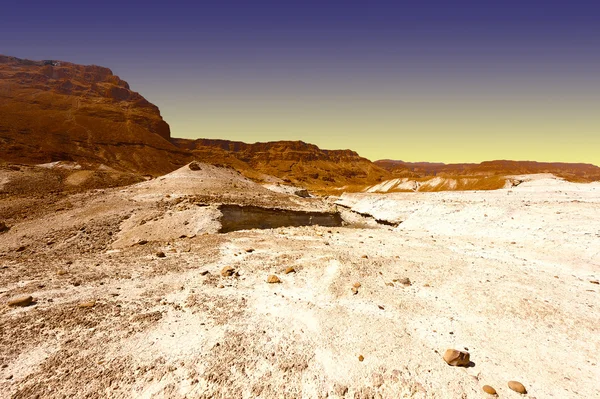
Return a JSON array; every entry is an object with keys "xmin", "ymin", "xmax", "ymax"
[
  {"xmin": 172, "ymin": 138, "xmax": 391, "ymax": 191},
  {"xmin": 0, "ymin": 55, "xmax": 190, "ymax": 175}
]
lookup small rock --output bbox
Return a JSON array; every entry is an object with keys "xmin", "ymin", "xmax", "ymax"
[
  {"xmin": 78, "ymin": 300, "xmax": 96, "ymax": 308},
  {"xmin": 200, "ymin": 270, "xmax": 210, "ymax": 276},
  {"xmin": 0, "ymin": 222, "xmax": 9, "ymax": 233},
  {"xmin": 217, "ymin": 284, "xmax": 225, "ymax": 289},
  {"xmin": 358, "ymin": 355, "xmax": 364, "ymax": 362},
  {"xmin": 188, "ymin": 161, "xmax": 202, "ymax": 171},
  {"xmin": 57, "ymin": 270, "xmax": 68, "ymax": 276},
  {"xmin": 396, "ymin": 277, "xmax": 411, "ymax": 286},
  {"xmin": 156, "ymin": 251, "xmax": 166, "ymax": 258},
  {"xmin": 442, "ymin": 349, "xmax": 470, "ymax": 367},
  {"xmin": 221, "ymin": 266, "xmax": 235, "ymax": 277},
  {"xmin": 16, "ymin": 246, "xmax": 26, "ymax": 252},
  {"xmin": 482, "ymin": 385, "xmax": 497, "ymax": 395},
  {"xmin": 284, "ymin": 266, "xmax": 296, "ymax": 274},
  {"xmin": 378, "ymin": 305, "xmax": 384, "ymax": 310},
  {"xmin": 351, "ymin": 287, "xmax": 359, "ymax": 295},
  {"xmin": 590, "ymin": 280, "xmax": 599, "ymax": 285},
  {"xmin": 245, "ymin": 248, "xmax": 255, "ymax": 253},
  {"xmin": 353, "ymin": 282, "xmax": 361, "ymax": 288},
  {"xmin": 294, "ymin": 189, "xmax": 310, "ymax": 198},
  {"xmin": 361, "ymin": 255, "xmax": 368, "ymax": 259},
  {"xmin": 508, "ymin": 381, "xmax": 527, "ymax": 394},
  {"xmin": 137, "ymin": 240, "xmax": 148, "ymax": 245},
  {"xmin": 8, "ymin": 295, "xmax": 33, "ymax": 307},
  {"xmin": 385, "ymin": 282, "xmax": 394, "ymax": 287},
  {"xmin": 267, "ymin": 275, "xmax": 281, "ymax": 284}
]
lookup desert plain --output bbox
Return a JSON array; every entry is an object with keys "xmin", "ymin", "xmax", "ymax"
[{"xmin": 1, "ymin": 163, "xmax": 598, "ymax": 399}]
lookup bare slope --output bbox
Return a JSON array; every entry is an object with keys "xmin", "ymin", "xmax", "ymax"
[{"xmin": 1, "ymin": 174, "xmax": 598, "ymax": 398}]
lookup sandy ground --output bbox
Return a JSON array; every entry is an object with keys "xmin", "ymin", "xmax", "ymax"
[{"xmin": 0, "ymin": 169, "xmax": 599, "ymax": 398}]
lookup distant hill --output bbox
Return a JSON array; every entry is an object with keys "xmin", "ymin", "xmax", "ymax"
[
  {"xmin": 172, "ymin": 138, "xmax": 391, "ymax": 191},
  {"xmin": 375, "ymin": 159, "xmax": 600, "ymax": 182}
]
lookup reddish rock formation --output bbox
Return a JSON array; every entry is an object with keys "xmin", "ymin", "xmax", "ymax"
[
  {"xmin": 172, "ymin": 138, "xmax": 391, "ymax": 191},
  {"xmin": 3, "ymin": 55, "xmax": 597, "ymax": 191},
  {"xmin": 376, "ymin": 159, "xmax": 600, "ymax": 182},
  {"xmin": 0, "ymin": 55, "xmax": 190, "ymax": 175}
]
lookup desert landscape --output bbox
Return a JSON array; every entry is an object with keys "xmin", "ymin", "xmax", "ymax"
[{"xmin": 1, "ymin": 47, "xmax": 599, "ymax": 399}]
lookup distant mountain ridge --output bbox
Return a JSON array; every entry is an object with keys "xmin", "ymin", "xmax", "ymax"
[
  {"xmin": 375, "ymin": 159, "xmax": 600, "ymax": 182},
  {"xmin": 1, "ymin": 55, "xmax": 599, "ymax": 192}
]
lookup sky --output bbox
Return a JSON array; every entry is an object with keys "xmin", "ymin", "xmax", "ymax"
[{"xmin": 2, "ymin": 1, "xmax": 599, "ymax": 164}]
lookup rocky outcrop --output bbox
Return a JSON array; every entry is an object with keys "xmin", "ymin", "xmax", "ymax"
[
  {"xmin": 172, "ymin": 138, "xmax": 391, "ymax": 191},
  {"xmin": 0, "ymin": 55, "xmax": 190, "ymax": 175}
]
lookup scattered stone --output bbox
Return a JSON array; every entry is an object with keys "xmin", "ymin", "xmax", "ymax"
[
  {"xmin": 137, "ymin": 240, "xmax": 148, "ymax": 245},
  {"xmin": 482, "ymin": 385, "xmax": 497, "ymax": 395},
  {"xmin": 358, "ymin": 355, "xmax": 364, "ymax": 362},
  {"xmin": 156, "ymin": 251, "xmax": 166, "ymax": 258},
  {"xmin": 8, "ymin": 295, "xmax": 33, "ymax": 307},
  {"xmin": 221, "ymin": 266, "xmax": 235, "ymax": 277},
  {"xmin": 267, "ymin": 275, "xmax": 281, "ymax": 284},
  {"xmin": 200, "ymin": 270, "xmax": 210, "ymax": 276},
  {"xmin": 351, "ymin": 287, "xmax": 359, "ymax": 295},
  {"xmin": 442, "ymin": 349, "xmax": 470, "ymax": 367},
  {"xmin": 353, "ymin": 282, "xmax": 361, "ymax": 288},
  {"xmin": 188, "ymin": 161, "xmax": 202, "ymax": 171},
  {"xmin": 395, "ymin": 277, "xmax": 411, "ymax": 286},
  {"xmin": 245, "ymin": 248, "xmax": 255, "ymax": 253},
  {"xmin": 508, "ymin": 381, "xmax": 527, "ymax": 394},
  {"xmin": 78, "ymin": 300, "xmax": 96, "ymax": 308},
  {"xmin": 294, "ymin": 189, "xmax": 310, "ymax": 198},
  {"xmin": 284, "ymin": 266, "xmax": 296, "ymax": 274}
]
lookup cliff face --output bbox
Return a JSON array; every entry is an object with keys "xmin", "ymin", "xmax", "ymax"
[
  {"xmin": 0, "ymin": 55, "xmax": 190, "ymax": 175},
  {"xmin": 172, "ymin": 138, "xmax": 391, "ymax": 190}
]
